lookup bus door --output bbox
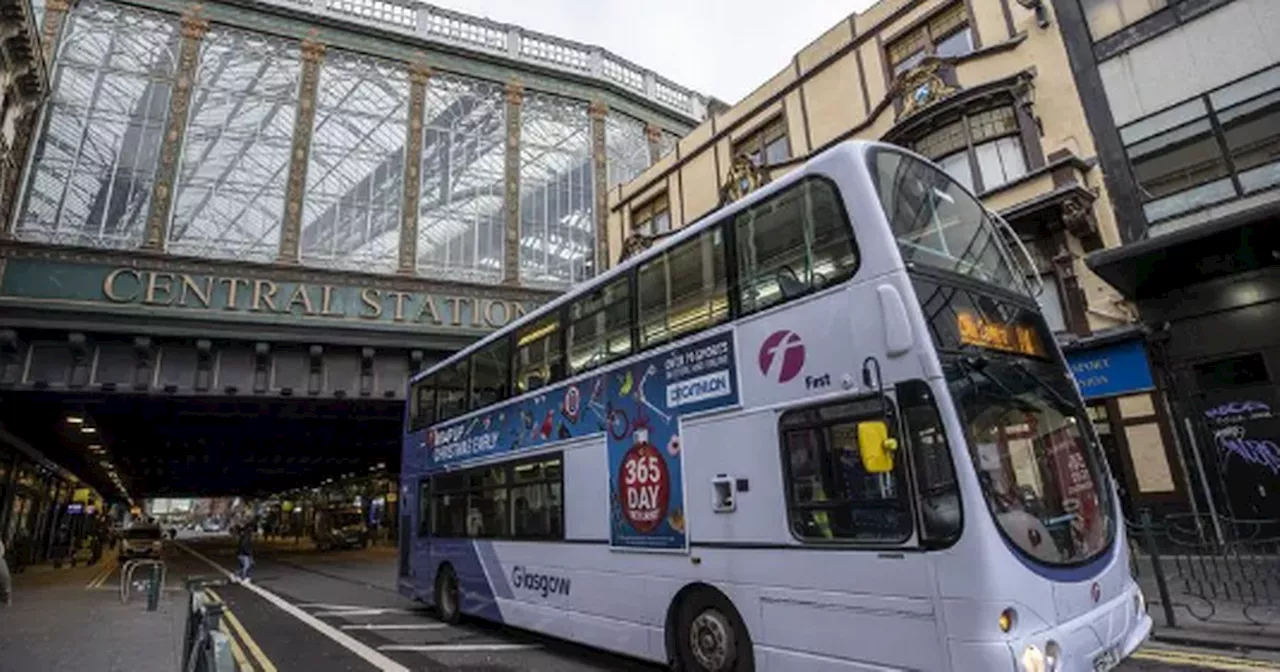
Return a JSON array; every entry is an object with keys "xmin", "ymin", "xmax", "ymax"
[{"xmin": 408, "ymin": 477, "xmax": 434, "ymax": 595}]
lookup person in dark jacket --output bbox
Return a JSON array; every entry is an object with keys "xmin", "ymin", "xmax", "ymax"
[{"xmin": 234, "ymin": 523, "xmax": 254, "ymax": 584}]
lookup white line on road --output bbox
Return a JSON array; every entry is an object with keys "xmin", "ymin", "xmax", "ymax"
[
  {"xmin": 174, "ymin": 542, "xmax": 411, "ymax": 672},
  {"xmin": 298, "ymin": 603, "xmax": 385, "ymax": 611},
  {"xmin": 339, "ymin": 624, "xmax": 450, "ymax": 631},
  {"xmin": 314, "ymin": 609, "xmax": 414, "ymax": 617},
  {"xmin": 378, "ymin": 644, "xmax": 542, "ymax": 653}
]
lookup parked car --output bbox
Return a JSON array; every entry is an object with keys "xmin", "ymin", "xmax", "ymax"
[
  {"xmin": 312, "ymin": 508, "xmax": 369, "ymax": 550},
  {"xmin": 119, "ymin": 524, "xmax": 164, "ymax": 559}
]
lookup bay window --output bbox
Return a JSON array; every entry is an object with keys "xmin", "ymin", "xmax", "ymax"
[{"xmin": 912, "ymin": 106, "xmax": 1029, "ymax": 194}]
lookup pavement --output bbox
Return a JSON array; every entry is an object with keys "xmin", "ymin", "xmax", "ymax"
[{"xmin": 1, "ymin": 532, "xmax": 1278, "ymax": 671}]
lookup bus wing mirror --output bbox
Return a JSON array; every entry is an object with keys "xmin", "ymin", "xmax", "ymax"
[{"xmin": 857, "ymin": 420, "xmax": 899, "ymax": 474}]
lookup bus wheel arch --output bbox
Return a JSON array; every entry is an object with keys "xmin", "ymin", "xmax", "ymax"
[
  {"xmin": 665, "ymin": 583, "xmax": 755, "ymax": 672},
  {"xmin": 434, "ymin": 562, "xmax": 462, "ymax": 624}
]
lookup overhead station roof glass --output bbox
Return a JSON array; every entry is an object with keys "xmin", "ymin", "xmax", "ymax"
[{"xmin": 16, "ymin": 0, "xmax": 692, "ymax": 289}]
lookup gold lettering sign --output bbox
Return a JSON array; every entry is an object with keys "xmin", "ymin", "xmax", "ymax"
[
  {"xmin": 956, "ymin": 311, "xmax": 1046, "ymax": 358},
  {"xmin": 96, "ymin": 268, "xmax": 532, "ymax": 331}
]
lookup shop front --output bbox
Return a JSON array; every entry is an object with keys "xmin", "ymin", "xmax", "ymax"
[
  {"xmin": 1064, "ymin": 331, "xmax": 1186, "ymax": 521},
  {"xmin": 1088, "ymin": 204, "xmax": 1280, "ymax": 538},
  {"xmin": 0, "ymin": 440, "xmax": 79, "ymax": 569}
]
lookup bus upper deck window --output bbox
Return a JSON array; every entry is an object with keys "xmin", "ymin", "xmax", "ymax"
[
  {"xmin": 515, "ymin": 316, "xmax": 562, "ymax": 394},
  {"xmin": 734, "ymin": 178, "xmax": 858, "ymax": 316}
]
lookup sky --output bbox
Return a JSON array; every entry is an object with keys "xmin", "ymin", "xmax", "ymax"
[{"xmin": 428, "ymin": 0, "xmax": 880, "ymax": 105}]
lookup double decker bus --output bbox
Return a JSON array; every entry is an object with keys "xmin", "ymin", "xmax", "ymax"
[{"xmin": 398, "ymin": 141, "xmax": 1151, "ymax": 672}]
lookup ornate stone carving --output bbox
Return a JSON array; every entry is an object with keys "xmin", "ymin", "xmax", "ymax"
[
  {"xmin": 279, "ymin": 39, "xmax": 327, "ymax": 264},
  {"xmin": 142, "ymin": 7, "xmax": 209, "ymax": 251},
  {"xmin": 721, "ymin": 155, "xmax": 765, "ymax": 205},
  {"xmin": 398, "ymin": 60, "xmax": 431, "ymax": 275},
  {"xmin": 1061, "ymin": 195, "xmax": 1097, "ymax": 241},
  {"xmin": 645, "ymin": 123, "xmax": 663, "ymax": 164},
  {"xmin": 502, "ymin": 80, "xmax": 524, "ymax": 285},
  {"xmin": 618, "ymin": 232, "xmax": 656, "ymax": 263},
  {"xmin": 589, "ymin": 100, "xmax": 608, "ymax": 272},
  {"xmin": 896, "ymin": 58, "xmax": 958, "ymax": 120}
]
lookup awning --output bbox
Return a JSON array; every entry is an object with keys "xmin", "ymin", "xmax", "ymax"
[{"xmin": 1086, "ymin": 200, "xmax": 1280, "ymax": 299}]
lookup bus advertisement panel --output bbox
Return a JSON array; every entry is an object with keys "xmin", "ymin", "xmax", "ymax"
[
  {"xmin": 423, "ymin": 330, "xmax": 739, "ymax": 551},
  {"xmin": 608, "ymin": 331, "xmax": 737, "ymax": 551}
]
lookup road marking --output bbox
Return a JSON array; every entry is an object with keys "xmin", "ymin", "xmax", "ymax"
[
  {"xmin": 208, "ymin": 588, "xmax": 279, "ymax": 672},
  {"xmin": 175, "ymin": 542, "xmax": 411, "ymax": 672},
  {"xmin": 219, "ymin": 618, "xmax": 255, "ymax": 672},
  {"xmin": 298, "ymin": 603, "xmax": 384, "ymax": 610},
  {"xmin": 340, "ymin": 624, "xmax": 451, "ymax": 631},
  {"xmin": 378, "ymin": 644, "xmax": 542, "ymax": 653},
  {"xmin": 1133, "ymin": 648, "xmax": 1280, "ymax": 671},
  {"xmin": 313, "ymin": 609, "xmax": 413, "ymax": 617},
  {"xmin": 86, "ymin": 562, "xmax": 115, "ymax": 589}
]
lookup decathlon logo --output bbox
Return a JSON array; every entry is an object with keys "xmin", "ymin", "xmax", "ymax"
[
  {"xmin": 511, "ymin": 566, "xmax": 571, "ymax": 597},
  {"xmin": 758, "ymin": 330, "xmax": 805, "ymax": 383}
]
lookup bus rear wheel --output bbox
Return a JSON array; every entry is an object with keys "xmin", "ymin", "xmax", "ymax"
[
  {"xmin": 434, "ymin": 565, "xmax": 461, "ymax": 624},
  {"xmin": 675, "ymin": 590, "xmax": 753, "ymax": 672}
]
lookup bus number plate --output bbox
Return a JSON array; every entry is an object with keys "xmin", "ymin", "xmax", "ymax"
[{"xmin": 1092, "ymin": 647, "xmax": 1120, "ymax": 672}]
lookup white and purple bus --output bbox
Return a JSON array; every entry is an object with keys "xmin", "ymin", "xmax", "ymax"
[{"xmin": 398, "ymin": 140, "xmax": 1151, "ymax": 672}]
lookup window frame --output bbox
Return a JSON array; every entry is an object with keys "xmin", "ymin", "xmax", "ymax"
[
  {"xmin": 429, "ymin": 452, "xmax": 565, "ymax": 541},
  {"xmin": 732, "ymin": 116, "xmax": 791, "ymax": 168},
  {"xmin": 885, "ymin": 2, "xmax": 975, "ymax": 77},
  {"xmin": 631, "ymin": 193, "xmax": 671, "ymax": 237},
  {"xmin": 778, "ymin": 394, "xmax": 916, "ymax": 546},
  {"xmin": 910, "ymin": 105, "xmax": 1031, "ymax": 195},
  {"xmin": 1119, "ymin": 66, "xmax": 1280, "ymax": 224},
  {"xmin": 1078, "ymin": 0, "xmax": 1168, "ymax": 42},
  {"xmin": 567, "ymin": 274, "xmax": 635, "ymax": 375}
]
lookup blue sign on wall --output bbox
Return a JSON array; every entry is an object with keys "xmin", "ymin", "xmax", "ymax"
[
  {"xmin": 424, "ymin": 331, "xmax": 739, "ymax": 552},
  {"xmin": 1066, "ymin": 339, "xmax": 1155, "ymax": 400}
]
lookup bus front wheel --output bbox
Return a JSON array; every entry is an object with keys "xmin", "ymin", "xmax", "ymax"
[
  {"xmin": 674, "ymin": 589, "xmax": 753, "ymax": 672},
  {"xmin": 434, "ymin": 565, "xmax": 462, "ymax": 624}
]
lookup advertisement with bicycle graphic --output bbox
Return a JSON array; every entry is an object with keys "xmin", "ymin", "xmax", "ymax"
[{"xmin": 424, "ymin": 331, "xmax": 740, "ymax": 551}]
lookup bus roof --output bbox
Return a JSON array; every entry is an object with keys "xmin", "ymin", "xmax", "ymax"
[{"xmin": 411, "ymin": 139, "xmax": 885, "ymax": 384}]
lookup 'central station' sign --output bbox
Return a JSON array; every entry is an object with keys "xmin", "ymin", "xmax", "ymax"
[{"xmin": 0, "ymin": 257, "xmax": 540, "ymax": 332}]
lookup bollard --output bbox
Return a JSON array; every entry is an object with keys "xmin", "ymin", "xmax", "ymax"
[
  {"xmin": 1140, "ymin": 509, "xmax": 1177, "ymax": 629},
  {"xmin": 146, "ymin": 563, "xmax": 161, "ymax": 612}
]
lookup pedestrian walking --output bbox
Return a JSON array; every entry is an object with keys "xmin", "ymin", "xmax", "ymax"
[
  {"xmin": 234, "ymin": 523, "xmax": 254, "ymax": 584},
  {"xmin": 0, "ymin": 536, "xmax": 13, "ymax": 606}
]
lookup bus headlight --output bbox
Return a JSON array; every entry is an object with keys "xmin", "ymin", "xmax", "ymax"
[
  {"xmin": 1044, "ymin": 640, "xmax": 1062, "ymax": 672},
  {"xmin": 1020, "ymin": 644, "xmax": 1045, "ymax": 672}
]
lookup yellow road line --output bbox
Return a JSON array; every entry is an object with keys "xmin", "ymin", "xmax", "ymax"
[
  {"xmin": 208, "ymin": 588, "xmax": 279, "ymax": 672},
  {"xmin": 1133, "ymin": 648, "xmax": 1280, "ymax": 671},
  {"xmin": 218, "ymin": 619, "xmax": 254, "ymax": 672},
  {"xmin": 86, "ymin": 562, "xmax": 114, "ymax": 589}
]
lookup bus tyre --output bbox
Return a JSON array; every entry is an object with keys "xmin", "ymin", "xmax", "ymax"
[
  {"xmin": 675, "ymin": 590, "xmax": 753, "ymax": 672},
  {"xmin": 434, "ymin": 565, "xmax": 462, "ymax": 624}
]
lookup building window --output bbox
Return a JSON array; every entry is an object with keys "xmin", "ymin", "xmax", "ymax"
[
  {"xmin": 1034, "ymin": 273, "xmax": 1068, "ymax": 333},
  {"xmin": 1079, "ymin": 0, "xmax": 1167, "ymax": 41},
  {"xmin": 912, "ymin": 106, "xmax": 1028, "ymax": 194},
  {"xmin": 733, "ymin": 117, "xmax": 790, "ymax": 167},
  {"xmin": 780, "ymin": 396, "xmax": 913, "ymax": 543},
  {"xmin": 887, "ymin": 3, "xmax": 974, "ymax": 77},
  {"xmin": 632, "ymin": 194, "xmax": 671, "ymax": 236},
  {"xmin": 1121, "ymin": 65, "xmax": 1280, "ymax": 223}
]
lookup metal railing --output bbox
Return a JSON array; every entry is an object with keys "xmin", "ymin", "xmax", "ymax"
[
  {"xmin": 182, "ymin": 577, "xmax": 236, "ymax": 672},
  {"xmin": 248, "ymin": 0, "xmax": 708, "ymax": 120},
  {"xmin": 1128, "ymin": 509, "xmax": 1280, "ymax": 629},
  {"xmin": 120, "ymin": 558, "xmax": 167, "ymax": 610}
]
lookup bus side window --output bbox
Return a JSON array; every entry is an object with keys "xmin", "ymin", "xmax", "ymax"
[
  {"xmin": 734, "ymin": 178, "xmax": 859, "ymax": 316},
  {"xmin": 437, "ymin": 358, "xmax": 470, "ymax": 421},
  {"xmin": 779, "ymin": 397, "xmax": 912, "ymax": 543},
  {"xmin": 471, "ymin": 338, "xmax": 511, "ymax": 408},
  {"xmin": 897, "ymin": 380, "xmax": 962, "ymax": 546},
  {"xmin": 514, "ymin": 315, "xmax": 562, "ymax": 394},
  {"xmin": 410, "ymin": 377, "xmax": 437, "ymax": 431},
  {"xmin": 637, "ymin": 227, "xmax": 728, "ymax": 347},
  {"xmin": 568, "ymin": 275, "xmax": 633, "ymax": 375}
]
